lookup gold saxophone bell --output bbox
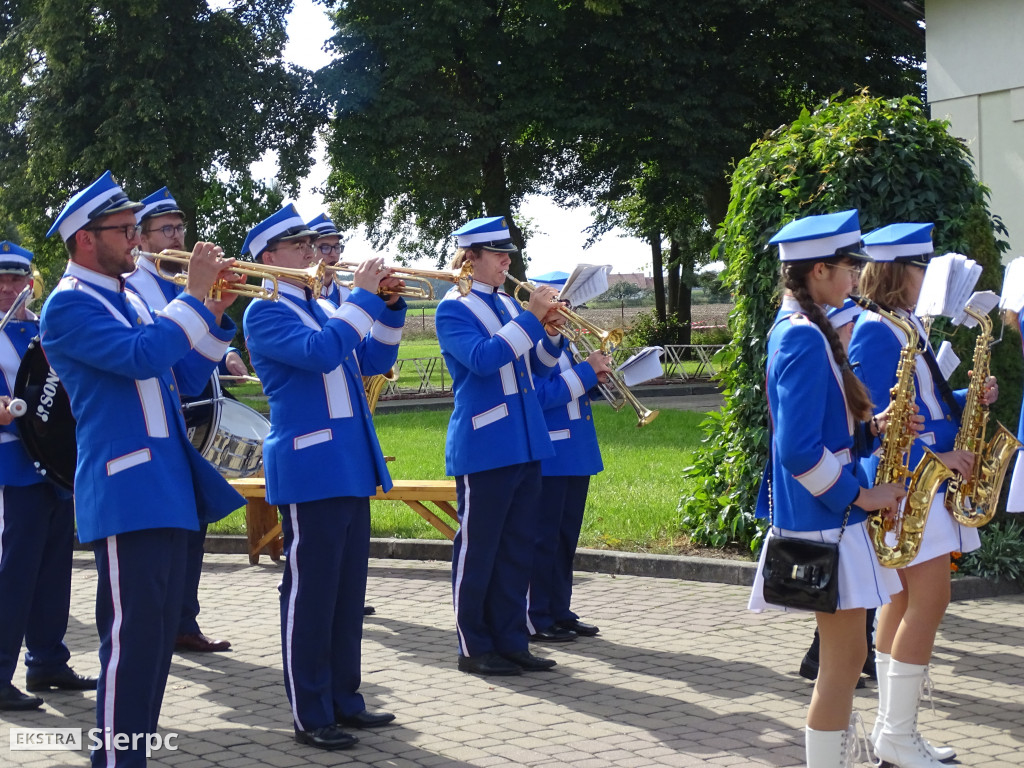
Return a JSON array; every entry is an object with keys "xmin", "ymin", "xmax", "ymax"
[
  {"xmin": 133, "ymin": 248, "xmax": 326, "ymax": 300},
  {"xmin": 327, "ymin": 261, "xmax": 474, "ymax": 300}
]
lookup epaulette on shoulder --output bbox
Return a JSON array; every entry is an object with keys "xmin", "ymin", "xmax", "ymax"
[{"xmin": 789, "ymin": 312, "xmax": 811, "ymax": 326}]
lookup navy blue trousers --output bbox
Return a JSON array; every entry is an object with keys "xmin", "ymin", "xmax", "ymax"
[
  {"xmin": 0, "ymin": 483, "xmax": 74, "ymax": 683},
  {"xmin": 279, "ymin": 497, "xmax": 369, "ymax": 732},
  {"xmin": 452, "ymin": 461, "xmax": 542, "ymax": 657},
  {"xmin": 527, "ymin": 475, "xmax": 590, "ymax": 633},
  {"xmin": 92, "ymin": 528, "xmax": 187, "ymax": 768},
  {"xmin": 177, "ymin": 524, "xmax": 207, "ymax": 635}
]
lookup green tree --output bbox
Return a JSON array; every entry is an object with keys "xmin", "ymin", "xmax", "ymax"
[
  {"xmin": 0, "ymin": 0, "xmax": 319, "ymax": 286},
  {"xmin": 551, "ymin": 1, "xmax": 924, "ymax": 334},
  {"xmin": 599, "ymin": 280, "xmax": 643, "ymax": 302},
  {"xmin": 679, "ymin": 93, "xmax": 1009, "ymax": 552}
]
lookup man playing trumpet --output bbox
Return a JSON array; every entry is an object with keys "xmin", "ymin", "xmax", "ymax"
[
  {"xmin": 242, "ymin": 204, "xmax": 406, "ymax": 751},
  {"xmin": 40, "ymin": 171, "xmax": 245, "ymax": 767}
]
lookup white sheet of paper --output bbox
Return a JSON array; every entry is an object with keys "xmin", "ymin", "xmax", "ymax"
[
  {"xmin": 1000, "ymin": 256, "xmax": 1024, "ymax": 313},
  {"xmin": 559, "ymin": 264, "xmax": 613, "ymax": 307},
  {"xmin": 616, "ymin": 346, "xmax": 664, "ymax": 387},
  {"xmin": 935, "ymin": 340, "xmax": 960, "ymax": 380}
]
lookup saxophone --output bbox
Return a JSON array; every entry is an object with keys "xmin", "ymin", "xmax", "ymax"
[
  {"xmin": 851, "ymin": 296, "xmax": 954, "ymax": 568},
  {"xmin": 945, "ymin": 306, "xmax": 1022, "ymax": 526}
]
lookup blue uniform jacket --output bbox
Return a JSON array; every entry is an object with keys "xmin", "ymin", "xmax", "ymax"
[
  {"xmin": 757, "ymin": 298, "xmax": 868, "ymax": 530},
  {"xmin": 243, "ymin": 282, "xmax": 405, "ymax": 504},
  {"xmin": 322, "ymin": 281, "xmax": 351, "ymax": 307},
  {"xmin": 436, "ymin": 283, "xmax": 561, "ymax": 476},
  {"xmin": 533, "ymin": 346, "xmax": 604, "ymax": 477},
  {"xmin": 0, "ymin": 312, "xmax": 52, "ymax": 487},
  {"xmin": 849, "ymin": 308, "xmax": 965, "ymax": 485},
  {"xmin": 39, "ymin": 263, "xmax": 244, "ymax": 543},
  {"xmin": 125, "ymin": 256, "xmax": 180, "ymax": 310}
]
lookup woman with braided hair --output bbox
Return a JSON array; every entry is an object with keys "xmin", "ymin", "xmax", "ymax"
[{"xmin": 748, "ymin": 209, "xmax": 906, "ymax": 768}]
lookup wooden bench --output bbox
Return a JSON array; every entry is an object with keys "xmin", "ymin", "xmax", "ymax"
[{"xmin": 229, "ymin": 477, "xmax": 459, "ymax": 564}]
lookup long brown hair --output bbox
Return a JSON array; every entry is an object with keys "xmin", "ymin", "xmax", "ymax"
[
  {"xmin": 782, "ymin": 258, "xmax": 874, "ymax": 422},
  {"xmin": 857, "ymin": 261, "xmax": 917, "ymax": 310}
]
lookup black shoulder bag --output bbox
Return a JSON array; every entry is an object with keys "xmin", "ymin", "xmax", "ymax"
[{"xmin": 760, "ymin": 429, "xmax": 850, "ymax": 614}]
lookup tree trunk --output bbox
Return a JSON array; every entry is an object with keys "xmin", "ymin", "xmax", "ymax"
[
  {"xmin": 651, "ymin": 231, "xmax": 665, "ymax": 322},
  {"xmin": 668, "ymin": 238, "xmax": 692, "ymax": 345}
]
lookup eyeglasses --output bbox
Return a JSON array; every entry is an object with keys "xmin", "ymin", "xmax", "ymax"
[
  {"xmin": 267, "ymin": 241, "xmax": 315, "ymax": 254},
  {"xmin": 317, "ymin": 243, "xmax": 344, "ymax": 256},
  {"xmin": 145, "ymin": 224, "xmax": 186, "ymax": 238},
  {"xmin": 87, "ymin": 224, "xmax": 143, "ymax": 240},
  {"xmin": 830, "ymin": 263, "xmax": 863, "ymax": 276}
]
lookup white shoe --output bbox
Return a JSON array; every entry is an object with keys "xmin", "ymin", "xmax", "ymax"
[{"xmin": 806, "ymin": 726, "xmax": 853, "ymax": 768}]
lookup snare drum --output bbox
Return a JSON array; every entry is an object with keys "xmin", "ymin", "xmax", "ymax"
[{"xmin": 203, "ymin": 398, "xmax": 270, "ymax": 478}]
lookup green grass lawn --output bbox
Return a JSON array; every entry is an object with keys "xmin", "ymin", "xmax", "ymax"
[{"xmin": 210, "ymin": 405, "xmax": 709, "ymax": 554}]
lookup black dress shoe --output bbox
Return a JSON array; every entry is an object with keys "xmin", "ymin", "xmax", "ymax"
[
  {"xmin": 294, "ymin": 725, "xmax": 358, "ymax": 750},
  {"xmin": 799, "ymin": 654, "xmax": 818, "ymax": 681},
  {"xmin": 457, "ymin": 652, "xmax": 522, "ymax": 676},
  {"xmin": 25, "ymin": 666, "xmax": 97, "ymax": 692},
  {"xmin": 554, "ymin": 618, "xmax": 600, "ymax": 637},
  {"xmin": 175, "ymin": 632, "xmax": 231, "ymax": 653},
  {"xmin": 336, "ymin": 709, "xmax": 395, "ymax": 728},
  {"xmin": 0, "ymin": 683, "xmax": 43, "ymax": 711},
  {"xmin": 499, "ymin": 650, "xmax": 557, "ymax": 671},
  {"xmin": 363, "ymin": 605, "xmax": 376, "ymax": 616},
  {"xmin": 530, "ymin": 626, "xmax": 577, "ymax": 643}
]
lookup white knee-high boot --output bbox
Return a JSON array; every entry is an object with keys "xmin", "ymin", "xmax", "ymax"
[
  {"xmin": 873, "ymin": 655, "xmax": 955, "ymax": 763},
  {"xmin": 874, "ymin": 660, "xmax": 947, "ymax": 767},
  {"xmin": 805, "ymin": 726, "xmax": 852, "ymax": 768}
]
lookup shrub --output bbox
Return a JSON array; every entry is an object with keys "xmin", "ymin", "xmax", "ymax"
[
  {"xmin": 678, "ymin": 92, "xmax": 1009, "ymax": 553},
  {"xmin": 958, "ymin": 519, "xmax": 1024, "ymax": 586}
]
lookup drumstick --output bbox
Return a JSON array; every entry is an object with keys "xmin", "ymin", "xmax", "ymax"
[
  {"xmin": 7, "ymin": 398, "xmax": 27, "ymax": 418},
  {"xmin": 219, "ymin": 375, "xmax": 262, "ymax": 385}
]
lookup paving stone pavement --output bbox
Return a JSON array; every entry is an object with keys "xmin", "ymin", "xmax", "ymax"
[{"xmin": 3, "ymin": 552, "xmax": 1023, "ymax": 767}]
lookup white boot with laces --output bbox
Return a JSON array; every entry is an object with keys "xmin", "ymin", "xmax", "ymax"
[
  {"xmin": 873, "ymin": 660, "xmax": 949, "ymax": 768},
  {"xmin": 872, "ymin": 654, "xmax": 955, "ymax": 764}
]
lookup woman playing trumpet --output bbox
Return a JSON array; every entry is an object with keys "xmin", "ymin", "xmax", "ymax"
[{"xmin": 436, "ymin": 215, "xmax": 567, "ymax": 677}]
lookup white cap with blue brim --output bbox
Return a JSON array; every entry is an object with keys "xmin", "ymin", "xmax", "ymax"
[
  {"xmin": 769, "ymin": 209, "xmax": 868, "ymax": 262},
  {"xmin": 243, "ymin": 204, "xmax": 319, "ymax": 261},
  {"xmin": 862, "ymin": 223, "xmax": 934, "ymax": 266},
  {"xmin": 46, "ymin": 171, "xmax": 144, "ymax": 242},
  {"xmin": 0, "ymin": 241, "xmax": 33, "ymax": 275},
  {"xmin": 136, "ymin": 186, "xmax": 184, "ymax": 223},
  {"xmin": 452, "ymin": 216, "xmax": 518, "ymax": 252}
]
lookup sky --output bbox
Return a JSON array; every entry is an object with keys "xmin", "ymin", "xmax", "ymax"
[{"xmin": 254, "ymin": 0, "xmax": 655, "ymax": 278}]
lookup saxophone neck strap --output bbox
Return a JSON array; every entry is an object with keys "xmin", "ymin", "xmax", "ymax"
[{"xmin": 917, "ymin": 339, "xmax": 964, "ymax": 422}]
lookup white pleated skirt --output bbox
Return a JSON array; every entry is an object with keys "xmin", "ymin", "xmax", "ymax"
[
  {"xmin": 748, "ymin": 519, "xmax": 903, "ymax": 614},
  {"xmin": 900, "ymin": 492, "xmax": 981, "ymax": 566}
]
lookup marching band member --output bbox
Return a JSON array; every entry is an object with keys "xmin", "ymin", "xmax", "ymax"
[
  {"xmin": 242, "ymin": 204, "xmax": 405, "ymax": 751},
  {"xmin": 40, "ymin": 171, "xmax": 245, "ymax": 767},
  {"xmin": 307, "ymin": 212, "xmax": 351, "ymax": 306},
  {"xmin": 127, "ymin": 186, "xmax": 233, "ymax": 655},
  {"xmin": 436, "ymin": 215, "xmax": 563, "ymax": 676},
  {"xmin": 0, "ymin": 242, "xmax": 96, "ymax": 711},
  {"xmin": 526, "ymin": 341, "xmax": 611, "ymax": 643},
  {"xmin": 797, "ymin": 300, "xmax": 877, "ymax": 688},
  {"xmin": 851, "ymin": 223, "xmax": 997, "ymax": 768},
  {"xmin": 747, "ymin": 210, "xmax": 905, "ymax": 768}
]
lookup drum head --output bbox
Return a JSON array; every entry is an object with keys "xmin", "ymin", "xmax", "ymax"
[
  {"xmin": 13, "ymin": 337, "xmax": 77, "ymax": 490},
  {"xmin": 183, "ymin": 374, "xmax": 222, "ymax": 456},
  {"xmin": 205, "ymin": 399, "xmax": 270, "ymax": 478}
]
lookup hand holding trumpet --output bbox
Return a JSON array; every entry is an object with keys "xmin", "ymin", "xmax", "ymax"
[
  {"xmin": 585, "ymin": 349, "xmax": 613, "ymax": 383},
  {"xmin": 182, "ymin": 242, "xmax": 239, "ymax": 319},
  {"xmin": 350, "ymin": 257, "xmax": 406, "ymax": 305}
]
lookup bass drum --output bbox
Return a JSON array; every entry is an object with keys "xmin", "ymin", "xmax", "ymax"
[{"xmin": 13, "ymin": 337, "xmax": 76, "ymax": 490}]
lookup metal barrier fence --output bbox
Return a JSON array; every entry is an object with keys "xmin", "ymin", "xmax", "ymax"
[{"xmin": 380, "ymin": 345, "xmax": 725, "ymax": 397}]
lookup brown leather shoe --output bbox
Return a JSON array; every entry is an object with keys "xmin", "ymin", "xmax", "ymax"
[{"xmin": 174, "ymin": 632, "xmax": 231, "ymax": 653}]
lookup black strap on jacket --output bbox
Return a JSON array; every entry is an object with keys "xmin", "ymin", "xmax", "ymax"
[{"xmin": 918, "ymin": 339, "xmax": 963, "ymax": 422}]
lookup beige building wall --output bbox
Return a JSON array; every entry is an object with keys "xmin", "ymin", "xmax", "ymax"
[{"xmin": 927, "ymin": 0, "xmax": 1024, "ymax": 259}]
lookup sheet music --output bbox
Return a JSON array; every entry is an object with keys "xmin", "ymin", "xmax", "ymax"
[
  {"xmin": 957, "ymin": 290, "xmax": 1000, "ymax": 328},
  {"xmin": 915, "ymin": 252, "xmax": 982, "ymax": 319},
  {"xmin": 935, "ymin": 340, "xmax": 960, "ymax": 380},
  {"xmin": 616, "ymin": 346, "xmax": 664, "ymax": 387},
  {"xmin": 559, "ymin": 264, "xmax": 613, "ymax": 307}
]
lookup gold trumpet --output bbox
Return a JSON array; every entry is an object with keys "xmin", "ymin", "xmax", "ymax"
[
  {"xmin": 501, "ymin": 271, "xmax": 624, "ymax": 352},
  {"xmin": 133, "ymin": 248, "xmax": 326, "ymax": 300},
  {"xmin": 327, "ymin": 261, "xmax": 474, "ymax": 300}
]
